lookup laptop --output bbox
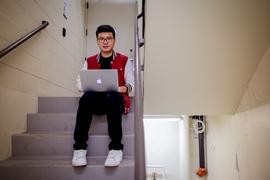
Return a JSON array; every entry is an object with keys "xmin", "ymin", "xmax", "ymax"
[{"xmin": 79, "ymin": 69, "xmax": 119, "ymax": 92}]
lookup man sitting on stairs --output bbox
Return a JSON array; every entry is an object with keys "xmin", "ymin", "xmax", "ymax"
[{"xmin": 72, "ymin": 24, "xmax": 134, "ymax": 167}]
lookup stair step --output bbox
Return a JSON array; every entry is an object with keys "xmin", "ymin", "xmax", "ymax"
[
  {"xmin": 27, "ymin": 113, "xmax": 134, "ymax": 133},
  {"xmin": 38, "ymin": 97, "xmax": 134, "ymax": 113},
  {"xmin": 12, "ymin": 133, "xmax": 134, "ymax": 157},
  {"xmin": 0, "ymin": 157, "xmax": 134, "ymax": 180},
  {"xmin": 0, "ymin": 96, "xmax": 136, "ymax": 179},
  {"xmin": 38, "ymin": 97, "xmax": 80, "ymax": 113}
]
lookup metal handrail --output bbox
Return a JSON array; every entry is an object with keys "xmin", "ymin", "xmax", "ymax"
[
  {"xmin": 134, "ymin": 0, "xmax": 146, "ymax": 179},
  {"xmin": 0, "ymin": 21, "xmax": 49, "ymax": 58},
  {"xmin": 137, "ymin": 0, "xmax": 145, "ymax": 47}
]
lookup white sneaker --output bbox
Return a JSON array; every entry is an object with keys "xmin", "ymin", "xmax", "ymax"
[
  {"xmin": 104, "ymin": 150, "xmax": 123, "ymax": 167},
  {"xmin": 72, "ymin": 150, "xmax": 87, "ymax": 167}
]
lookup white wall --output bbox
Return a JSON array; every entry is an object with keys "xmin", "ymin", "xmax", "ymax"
[
  {"xmin": 189, "ymin": 45, "xmax": 270, "ymax": 180},
  {"xmin": 143, "ymin": 0, "xmax": 270, "ymax": 115},
  {"xmin": 86, "ymin": 2, "xmax": 136, "ymax": 58},
  {"xmin": 199, "ymin": 104, "xmax": 270, "ymax": 180},
  {"xmin": 142, "ymin": 1, "xmax": 270, "ymax": 179},
  {"xmin": 0, "ymin": 0, "xmax": 86, "ymax": 161},
  {"xmin": 144, "ymin": 117, "xmax": 180, "ymax": 180}
]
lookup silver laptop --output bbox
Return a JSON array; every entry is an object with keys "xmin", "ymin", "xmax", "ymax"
[{"xmin": 79, "ymin": 69, "xmax": 119, "ymax": 92}]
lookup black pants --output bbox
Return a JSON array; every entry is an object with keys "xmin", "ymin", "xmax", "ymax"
[{"xmin": 73, "ymin": 91, "xmax": 124, "ymax": 151}]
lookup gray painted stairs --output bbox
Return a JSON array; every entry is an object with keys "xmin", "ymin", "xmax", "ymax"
[{"xmin": 0, "ymin": 97, "xmax": 135, "ymax": 180}]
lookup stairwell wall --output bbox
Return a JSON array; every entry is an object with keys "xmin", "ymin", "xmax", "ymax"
[
  {"xmin": 0, "ymin": 0, "xmax": 86, "ymax": 161},
  {"xmin": 189, "ymin": 45, "xmax": 270, "ymax": 180}
]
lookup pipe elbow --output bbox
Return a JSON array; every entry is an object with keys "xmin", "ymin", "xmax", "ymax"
[{"xmin": 196, "ymin": 168, "xmax": 207, "ymax": 177}]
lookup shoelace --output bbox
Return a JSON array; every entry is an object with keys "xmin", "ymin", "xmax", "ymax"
[
  {"xmin": 76, "ymin": 150, "xmax": 85, "ymax": 158},
  {"xmin": 107, "ymin": 150, "xmax": 117, "ymax": 159}
]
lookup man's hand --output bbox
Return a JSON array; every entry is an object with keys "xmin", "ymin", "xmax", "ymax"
[{"xmin": 118, "ymin": 86, "xmax": 127, "ymax": 93}]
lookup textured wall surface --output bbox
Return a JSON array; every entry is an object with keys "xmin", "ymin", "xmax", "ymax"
[
  {"xmin": 144, "ymin": 0, "xmax": 270, "ymax": 115},
  {"xmin": 189, "ymin": 45, "xmax": 270, "ymax": 180},
  {"xmin": 0, "ymin": 0, "xmax": 86, "ymax": 160}
]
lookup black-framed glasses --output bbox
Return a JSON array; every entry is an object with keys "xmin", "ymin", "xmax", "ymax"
[{"xmin": 97, "ymin": 37, "xmax": 114, "ymax": 43}]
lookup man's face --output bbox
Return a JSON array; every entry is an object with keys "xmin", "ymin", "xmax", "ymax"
[{"xmin": 97, "ymin": 32, "xmax": 115, "ymax": 55}]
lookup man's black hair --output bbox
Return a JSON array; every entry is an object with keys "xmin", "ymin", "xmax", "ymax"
[{"xmin": 96, "ymin": 25, "xmax": 115, "ymax": 39}]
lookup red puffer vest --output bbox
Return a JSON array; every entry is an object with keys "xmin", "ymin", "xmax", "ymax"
[{"xmin": 86, "ymin": 53, "xmax": 130, "ymax": 114}]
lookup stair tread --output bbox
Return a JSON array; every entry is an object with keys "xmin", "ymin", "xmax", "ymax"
[
  {"xmin": 0, "ymin": 157, "xmax": 135, "ymax": 180},
  {"xmin": 28, "ymin": 112, "xmax": 135, "ymax": 115},
  {"xmin": 0, "ymin": 156, "xmax": 134, "ymax": 167},
  {"xmin": 13, "ymin": 132, "xmax": 134, "ymax": 136}
]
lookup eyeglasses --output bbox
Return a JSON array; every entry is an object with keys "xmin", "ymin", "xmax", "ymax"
[{"xmin": 97, "ymin": 37, "xmax": 114, "ymax": 43}]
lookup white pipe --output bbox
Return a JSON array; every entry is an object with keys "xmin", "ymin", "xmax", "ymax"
[{"xmin": 179, "ymin": 115, "xmax": 190, "ymax": 180}]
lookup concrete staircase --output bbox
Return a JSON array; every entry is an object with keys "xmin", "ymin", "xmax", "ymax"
[{"xmin": 0, "ymin": 97, "xmax": 135, "ymax": 180}]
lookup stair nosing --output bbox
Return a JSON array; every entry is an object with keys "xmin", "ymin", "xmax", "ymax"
[{"xmin": 13, "ymin": 132, "xmax": 135, "ymax": 136}]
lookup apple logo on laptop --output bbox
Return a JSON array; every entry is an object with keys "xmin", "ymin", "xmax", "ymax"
[{"xmin": 97, "ymin": 78, "xmax": 102, "ymax": 84}]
